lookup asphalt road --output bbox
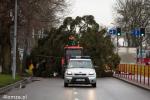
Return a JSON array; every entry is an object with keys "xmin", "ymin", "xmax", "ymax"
[{"xmin": 0, "ymin": 78, "xmax": 150, "ymax": 100}]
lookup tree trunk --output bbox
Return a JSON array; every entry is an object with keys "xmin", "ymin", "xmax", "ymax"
[
  {"xmin": 0, "ymin": 21, "xmax": 2, "ymax": 70},
  {"xmin": 1, "ymin": 43, "xmax": 11, "ymax": 74},
  {"xmin": 126, "ymin": 33, "xmax": 131, "ymax": 47},
  {"xmin": 16, "ymin": 44, "xmax": 22, "ymax": 75},
  {"xmin": 1, "ymin": 19, "xmax": 11, "ymax": 74}
]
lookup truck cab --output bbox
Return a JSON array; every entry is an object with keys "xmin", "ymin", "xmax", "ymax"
[{"xmin": 61, "ymin": 46, "xmax": 83, "ymax": 78}]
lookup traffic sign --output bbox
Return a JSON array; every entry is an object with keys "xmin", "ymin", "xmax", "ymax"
[
  {"xmin": 108, "ymin": 29, "xmax": 116, "ymax": 35},
  {"xmin": 132, "ymin": 28, "xmax": 140, "ymax": 37}
]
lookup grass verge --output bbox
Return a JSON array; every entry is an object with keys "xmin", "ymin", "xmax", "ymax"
[{"xmin": 0, "ymin": 74, "xmax": 22, "ymax": 88}]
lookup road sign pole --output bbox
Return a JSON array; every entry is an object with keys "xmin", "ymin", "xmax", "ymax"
[
  {"xmin": 140, "ymin": 36, "xmax": 143, "ymax": 64},
  {"xmin": 148, "ymin": 65, "xmax": 149, "ymax": 86},
  {"xmin": 117, "ymin": 34, "xmax": 119, "ymax": 53}
]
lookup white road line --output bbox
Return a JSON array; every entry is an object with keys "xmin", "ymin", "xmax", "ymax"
[
  {"xmin": 73, "ymin": 88, "xmax": 79, "ymax": 100},
  {"xmin": 75, "ymin": 98, "xmax": 79, "ymax": 100},
  {"xmin": 74, "ymin": 91, "xmax": 78, "ymax": 95}
]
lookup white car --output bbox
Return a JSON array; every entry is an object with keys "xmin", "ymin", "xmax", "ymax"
[{"xmin": 64, "ymin": 58, "xmax": 96, "ymax": 87}]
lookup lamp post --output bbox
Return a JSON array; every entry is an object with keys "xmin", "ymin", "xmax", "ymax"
[{"xmin": 12, "ymin": 0, "xmax": 18, "ymax": 80}]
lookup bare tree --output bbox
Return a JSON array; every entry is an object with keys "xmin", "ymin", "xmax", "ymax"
[
  {"xmin": 114, "ymin": 0, "xmax": 150, "ymax": 47},
  {"xmin": 0, "ymin": 0, "xmax": 68, "ymax": 73},
  {"xmin": 17, "ymin": 0, "xmax": 68, "ymax": 49}
]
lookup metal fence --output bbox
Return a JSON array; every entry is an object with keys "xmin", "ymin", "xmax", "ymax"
[{"xmin": 115, "ymin": 64, "xmax": 150, "ymax": 87}]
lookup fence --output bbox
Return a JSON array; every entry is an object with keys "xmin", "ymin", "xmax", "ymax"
[{"xmin": 115, "ymin": 64, "xmax": 150, "ymax": 87}]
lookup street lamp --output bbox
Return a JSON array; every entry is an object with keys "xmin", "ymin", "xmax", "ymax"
[{"xmin": 12, "ymin": 0, "xmax": 18, "ymax": 80}]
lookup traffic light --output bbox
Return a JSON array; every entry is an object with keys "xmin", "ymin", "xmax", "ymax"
[
  {"xmin": 140, "ymin": 28, "xmax": 145, "ymax": 36},
  {"xmin": 116, "ymin": 27, "xmax": 121, "ymax": 36}
]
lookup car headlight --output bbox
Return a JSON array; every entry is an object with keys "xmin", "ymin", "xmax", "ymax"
[
  {"xmin": 89, "ymin": 72, "xmax": 95, "ymax": 75},
  {"xmin": 66, "ymin": 71, "xmax": 72, "ymax": 75}
]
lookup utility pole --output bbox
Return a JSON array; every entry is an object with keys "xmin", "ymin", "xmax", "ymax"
[
  {"xmin": 139, "ymin": 28, "xmax": 145, "ymax": 64},
  {"xmin": 116, "ymin": 27, "xmax": 121, "ymax": 54},
  {"xmin": 12, "ymin": 0, "xmax": 18, "ymax": 80},
  {"xmin": 140, "ymin": 36, "xmax": 143, "ymax": 64},
  {"xmin": 117, "ymin": 34, "xmax": 119, "ymax": 54}
]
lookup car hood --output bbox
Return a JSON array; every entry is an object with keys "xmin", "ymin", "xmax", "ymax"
[{"xmin": 66, "ymin": 68, "xmax": 95, "ymax": 74}]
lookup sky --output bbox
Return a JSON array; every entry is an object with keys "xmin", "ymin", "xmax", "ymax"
[
  {"xmin": 69, "ymin": 0, "xmax": 116, "ymax": 27},
  {"xmin": 68, "ymin": 0, "xmax": 125, "ymax": 45}
]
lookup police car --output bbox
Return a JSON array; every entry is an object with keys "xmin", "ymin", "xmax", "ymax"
[{"xmin": 64, "ymin": 56, "xmax": 96, "ymax": 87}]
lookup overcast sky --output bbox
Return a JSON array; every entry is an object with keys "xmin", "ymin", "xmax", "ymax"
[{"xmin": 69, "ymin": 0, "xmax": 116, "ymax": 27}]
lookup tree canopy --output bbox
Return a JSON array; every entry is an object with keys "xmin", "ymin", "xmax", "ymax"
[{"xmin": 31, "ymin": 15, "xmax": 120, "ymax": 77}]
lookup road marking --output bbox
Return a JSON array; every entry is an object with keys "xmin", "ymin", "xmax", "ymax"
[
  {"xmin": 73, "ymin": 88, "xmax": 79, "ymax": 100},
  {"xmin": 75, "ymin": 98, "xmax": 79, "ymax": 100},
  {"xmin": 74, "ymin": 91, "xmax": 78, "ymax": 95}
]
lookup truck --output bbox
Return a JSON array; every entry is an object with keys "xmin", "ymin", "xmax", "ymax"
[
  {"xmin": 61, "ymin": 35, "xmax": 83, "ymax": 77},
  {"xmin": 61, "ymin": 45, "xmax": 83, "ymax": 77}
]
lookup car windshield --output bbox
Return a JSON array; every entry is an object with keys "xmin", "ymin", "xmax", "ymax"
[
  {"xmin": 68, "ymin": 60, "xmax": 93, "ymax": 68},
  {"xmin": 66, "ymin": 49, "xmax": 82, "ymax": 57}
]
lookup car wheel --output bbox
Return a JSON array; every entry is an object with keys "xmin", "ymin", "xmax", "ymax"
[
  {"xmin": 92, "ymin": 83, "xmax": 96, "ymax": 88},
  {"xmin": 64, "ymin": 82, "xmax": 68, "ymax": 87}
]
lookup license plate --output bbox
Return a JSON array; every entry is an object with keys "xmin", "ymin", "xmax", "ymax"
[{"xmin": 76, "ymin": 79, "xmax": 85, "ymax": 81}]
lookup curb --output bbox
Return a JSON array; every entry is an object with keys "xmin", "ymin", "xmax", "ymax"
[
  {"xmin": 0, "ymin": 78, "xmax": 30, "ymax": 95},
  {"xmin": 113, "ymin": 76, "xmax": 150, "ymax": 91}
]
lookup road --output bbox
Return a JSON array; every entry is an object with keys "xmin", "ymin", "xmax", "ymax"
[{"xmin": 0, "ymin": 78, "xmax": 150, "ymax": 100}]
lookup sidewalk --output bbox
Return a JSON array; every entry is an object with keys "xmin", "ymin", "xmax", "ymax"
[
  {"xmin": 114, "ymin": 75, "xmax": 150, "ymax": 91},
  {"xmin": 0, "ymin": 77, "xmax": 32, "ymax": 95}
]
